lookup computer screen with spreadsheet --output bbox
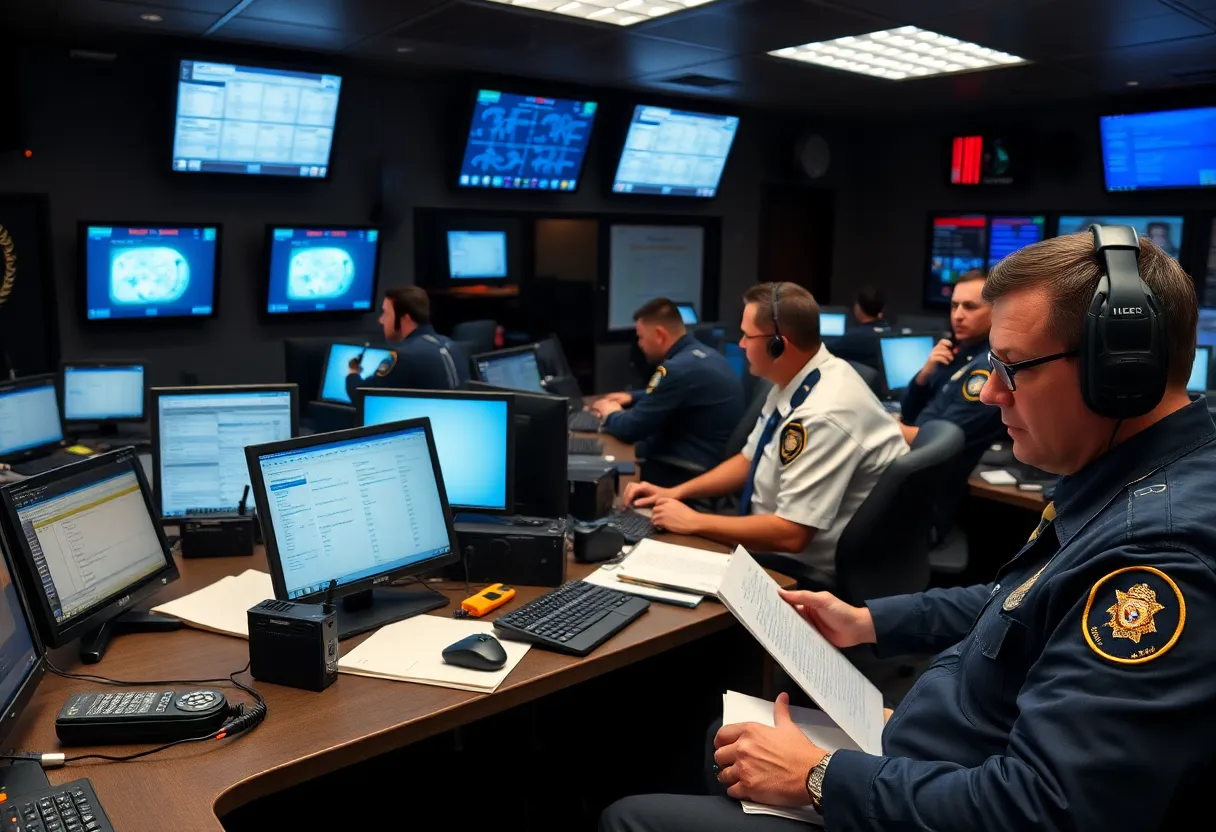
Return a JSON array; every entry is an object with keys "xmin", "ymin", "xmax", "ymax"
[
  {"xmin": 474, "ymin": 347, "xmax": 547, "ymax": 394},
  {"xmin": 1101, "ymin": 106, "xmax": 1216, "ymax": 192},
  {"xmin": 0, "ymin": 376, "xmax": 64, "ymax": 461},
  {"xmin": 152, "ymin": 386, "xmax": 297, "ymax": 519},
  {"xmin": 62, "ymin": 362, "xmax": 145, "ymax": 422},
  {"xmin": 879, "ymin": 335, "xmax": 936, "ymax": 395}
]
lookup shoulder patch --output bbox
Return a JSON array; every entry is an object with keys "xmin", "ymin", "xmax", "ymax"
[
  {"xmin": 375, "ymin": 351, "xmax": 398, "ymax": 377},
  {"xmin": 779, "ymin": 421, "xmax": 806, "ymax": 465},
  {"xmin": 1082, "ymin": 566, "xmax": 1185, "ymax": 665},
  {"xmin": 646, "ymin": 365, "xmax": 667, "ymax": 394},
  {"xmin": 962, "ymin": 368, "xmax": 989, "ymax": 402},
  {"xmin": 691, "ymin": 348, "xmax": 707, "ymax": 358}
]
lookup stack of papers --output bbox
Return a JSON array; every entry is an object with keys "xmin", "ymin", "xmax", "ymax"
[
  {"xmin": 150, "ymin": 569, "xmax": 274, "ymax": 639},
  {"xmin": 583, "ymin": 538, "xmax": 732, "ymax": 607},
  {"xmin": 339, "ymin": 616, "xmax": 530, "ymax": 693}
]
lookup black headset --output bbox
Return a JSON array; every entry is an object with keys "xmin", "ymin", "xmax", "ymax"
[
  {"xmin": 768, "ymin": 283, "xmax": 785, "ymax": 359},
  {"xmin": 1080, "ymin": 224, "xmax": 1167, "ymax": 419}
]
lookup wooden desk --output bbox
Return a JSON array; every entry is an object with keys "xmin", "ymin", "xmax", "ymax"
[{"xmin": 967, "ymin": 475, "xmax": 1048, "ymax": 513}]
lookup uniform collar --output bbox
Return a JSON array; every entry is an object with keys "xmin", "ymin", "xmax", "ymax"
[
  {"xmin": 771, "ymin": 346, "xmax": 833, "ymax": 416},
  {"xmin": 403, "ymin": 323, "xmax": 438, "ymax": 342},
  {"xmin": 954, "ymin": 335, "xmax": 990, "ymax": 365},
  {"xmin": 664, "ymin": 334, "xmax": 695, "ymax": 361},
  {"xmin": 1052, "ymin": 398, "xmax": 1216, "ymax": 545}
]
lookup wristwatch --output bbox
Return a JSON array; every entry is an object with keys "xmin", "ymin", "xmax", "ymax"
[{"xmin": 805, "ymin": 752, "xmax": 834, "ymax": 812}]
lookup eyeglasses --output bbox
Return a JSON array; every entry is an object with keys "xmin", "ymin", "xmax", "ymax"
[
  {"xmin": 988, "ymin": 349, "xmax": 1080, "ymax": 392},
  {"xmin": 739, "ymin": 332, "xmax": 775, "ymax": 341}
]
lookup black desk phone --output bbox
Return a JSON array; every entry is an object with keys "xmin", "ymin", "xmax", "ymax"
[{"xmin": 55, "ymin": 689, "xmax": 230, "ymax": 745}]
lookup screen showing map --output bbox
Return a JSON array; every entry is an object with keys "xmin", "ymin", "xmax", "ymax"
[{"xmin": 83, "ymin": 225, "xmax": 219, "ymax": 320}]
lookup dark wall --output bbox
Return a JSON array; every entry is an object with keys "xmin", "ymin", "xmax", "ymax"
[{"xmin": 0, "ymin": 46, "xmax": 781, "ymax": 387}]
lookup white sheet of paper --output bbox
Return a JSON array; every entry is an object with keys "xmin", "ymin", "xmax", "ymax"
[
  {"xmin": 980, "ymin": 469, "xmax": 1017, "ymax": 486},
  {"xmin": 615, "ymin": 538, "xmax": 732, "ymax": 596},
  {"xmin": 717, "ymin": 547, "xmax": 884, "ymax": 755},
  {"xmin": 150, "ymin": 569, "xmax": 274, "ymax": 639},
  {"xmin": 583, "ymin": 565, "xmax": 703, "ymax": 607}
]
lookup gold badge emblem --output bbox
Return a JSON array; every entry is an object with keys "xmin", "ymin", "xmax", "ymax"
[
  {"xmin": 779, "ymin": 421, "xmax": 806, "ymax": 465},
  {"xmin": 1105, "ymin": 583, "xmax": 1165, "ymax": 643},
  {"xmin": 646, "ymin": 365, "xmax": 666, "ymax": 394},
  {"xmin": 374, "ymin": 351, "xmax": 398, "ymax": 377},
  {"xmin": 962, "ymin": 369, "xmax": 989, "ymax": 402},
  {"xmin": 1082, "ymin": 566, "xmax": 1185, "ymax": 664}
]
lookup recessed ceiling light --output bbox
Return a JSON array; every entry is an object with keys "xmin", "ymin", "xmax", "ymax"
[
  {"xmin": 486, "ymin": 0, "xmax": 718, "ymax": 26},
  {"xmin": 768, "ymin": 25, "xmax": 1027, "ymax": 81},
  {"xmin": 140, "ymin": 13, "xmax": 163, "ymax": 22}
]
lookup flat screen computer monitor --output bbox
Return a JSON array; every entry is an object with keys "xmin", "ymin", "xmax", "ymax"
[
  {"xmin": 987, "ymin": 216, "xmax": 1046, "ymax": 269},
  {"xmin": 723, "ymin": 343, "xmax": 747, "ymax": 379},
  {"xmin": 0, "ymin": 375, "xmax": 64, "ymax": 463},
  {"xmin": 356, "ymin": 389, "xmax": 514, "ymax": 514},
  {"xmin": 611, "ymin": 105, "xmax": 739, "ymax": 198},
  {"xmin": 473, "ymin": 346, "xmax": 547, "ymax": 395},
  {"xmin": 0, "ymin": 511, "xmax": 45, "ymax": 756},
  {"xmin": 81, "ymin": 223, "xmax": 220, "ymax": 320},
  {"xmin": 1055, "ymin": 215, "xmax": 1185, "ymax": 260},
  {"xmin": 676, "ymin": 304, "xmax": 699, "ymax": 324},
  {"xmin": 1189, "ymin": 345, "xmax": 1211, "ymax": 393},
  {"xmin": 878, "ymin": 335, "xmax": 936, "ymax": 396},
  {"xmin": 1100, "ymin": 105, "xmax": 1216, "ymax": 192},
  {"xmin": 534, "ymin": 334, "xmax": 573, "ymax": 379},
  {"xmin": 265, "ymin": 226, "xmax": 380, "ymax": 315},
  {"xmin": 924, "ymin": 214, "xmax": 987, "ymax": 308},
  {"xmin": 319, "ymin": 343, "xmax": 396, "ymax": 404},
  {"xmin": 1197, "ymin": 308, "xmax": 1216, "ymax": 350},
  {"xmin": 246, "ymin": 420, "xmax": 460, "ymax": 638},
  {"xmin": 0, "ymin": 448, "xmax": 179, "ymax": 662},
  {"xmin": 61, "ymin": 361, "xmax": 146, "ymax": 425},
  {"xmin": 447, "ymin": 231, "xmax": 508, "ymax": 280},
  {"xmin": 820, "ymin": 312, "xmax": 847, "ymax": 337},
  {"xmin": 152, "ymin": 385, "xmax": 298, "ymax": 521}
]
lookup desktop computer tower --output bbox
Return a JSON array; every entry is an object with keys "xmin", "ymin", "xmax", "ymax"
[{"xmin": 448, "ymin": 520, "xmax": 568, "ymax": 587}]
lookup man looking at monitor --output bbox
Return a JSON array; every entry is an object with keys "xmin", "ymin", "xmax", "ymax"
[
  {"xmin": 621, "ymin": 283, "xmax": 906, "ymax": 576},
  {"xmin": 829, "ymin": 285, "xmax": 891, "ymax": 368},
  {"xmin": 346, "ymin": 287, "xmax": 465, "ymax": 401},
  {"xmin": 591, "ymin": 298, "xmax": 744, "ymax": 486}
]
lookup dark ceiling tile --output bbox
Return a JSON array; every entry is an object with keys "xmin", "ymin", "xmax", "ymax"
[
  {"xmin": 99, "ymin": 0, "xmax": 240, "ymax": 12},
  {"xmin": 641, "ymin": 0, "xmax": 887, "ymax": 52},
  {"xmin": 239, "ymin": 0, "xmax": 446, "ymax": 36},
  {"xmin": 210, "ymin": 17, "xmax": 353, "ymax": 50},
  {"xmin": 387, "ymin": 1, "xmax": 604, "ymax": 53},
  {"xmin": 55, "ymin": 0, "xmax": 220, "ymax": 34},
  {"xmin": 541, "ymin": 34, "xmax": 729, "ymax": 84}
]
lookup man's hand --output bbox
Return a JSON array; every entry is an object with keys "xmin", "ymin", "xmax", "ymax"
[
  {"xmin": 622, "ymin": 481, "xmax": 677, "ymax": 508},
  {"xmin": 713, "ymin": 693, "xmax": 826, "ymax": 806},
  {"xmin": 776, "ymin": 588, "xmax": 877, "ymax": 647},
  {"xmin": 884, "ymin": 707, "xmax": 894, "ymax": 723},
  {"xmin": 600, "ymin": 392, "xmax": 633, "ymax": 406},
  {"xmin": 590, "ymin": 399, "xmax": 623, "ymax": 418},
  {"xmin": 914, "ymin": 338, "xmax": 956, "ymax": 385},
  {"xmin": 650, "ymin": 497, "xmax": 702, "ymax": 535}
]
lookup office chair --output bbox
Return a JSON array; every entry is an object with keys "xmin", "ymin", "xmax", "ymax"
[
  {"xmin": 753, "ymin": 420, "xmax": 964, "ymax": 603},
  {"xmin": 451, "ymin": 319, "xmax": 497, "ymax": 354},
  {"xmin": 448, "ymin": 340, "xmax": 475, "ymax": 384},
  {"xmin": 846, "ymin": 360, "xmax": 882, "ymax": 397}
]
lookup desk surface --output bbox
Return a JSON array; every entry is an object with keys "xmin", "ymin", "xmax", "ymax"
[
  {"xmin": 10, "ymin": 434, "xmax": 768, "ymax": 831},
  {"xmin": 967, "ymin": 475, "xmax": 1048, "ymax": 512}
]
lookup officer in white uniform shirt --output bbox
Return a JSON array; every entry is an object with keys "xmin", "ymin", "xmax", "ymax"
[{"xmin": 624, "ymin": 282, "xmax": 907, "ymax": 577}]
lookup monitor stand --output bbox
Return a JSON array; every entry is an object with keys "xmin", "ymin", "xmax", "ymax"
[
  {"xmin": 335, "ymin": 584, "xmax": 447, "ymax": 640},
  {"xmin": 0, "ymin": 759, "xmax": 49, "ymax": 796},
  {"xmin": 79, "ymin": 610, "xmax": 184, "ymax": 665}
]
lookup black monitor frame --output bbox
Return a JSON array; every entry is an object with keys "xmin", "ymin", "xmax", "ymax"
[
  {"xmin": 260, "ymin": 223, "xmax": 383, "ymax": 321},
  {"xmin": 471, "ymin": 343, "xmax": 545, "ymax": 390},
  {"xmin": 59, "ymin": 359, "xmax": 148, "ymax": 428},
  {"xmin": 150, "ymin": 384, "xmax": 299, "ymax": 523},
  {"xmin": 0, "ymin": 374, "xmax": 65, "ymax": 464},
  {"xmin": 246, "ymin": 418, "xmax": 460, "ymax": 638},
  {"xmin": 353, "ymin": 387, "xmax": 516, "ymax": 515},
  {"xmin": 876, "ymin": 332, "xmax": 938, "ymax": 399},
  {"xmin": 0, "ymin": 533, "xmax": 47, "ymax": 762},
  {"xmin": 0, "ymin": 448, "xmax": 180, "ymax": 663}
]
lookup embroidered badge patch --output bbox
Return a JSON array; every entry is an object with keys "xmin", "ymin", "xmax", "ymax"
[
  {"xmin": 375, "ymin": 351, "xmax": 398, "ymax": 377},
  {"xmin": 780, "ymin": 421, "xmax": 806, "ymax": 465},
  {"xmin": 962, "ymin": 368, "xmax": 989, "ymax": 402},
  {"xmin": 1082, "ymin": 566, "xmax": 1185, "ymax": 664},
  {"xmin": 647, "ymin": 366, "xmax": 666, "ymax": 394}
]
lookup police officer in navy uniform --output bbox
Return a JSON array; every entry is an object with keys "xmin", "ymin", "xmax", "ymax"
[
  {"xmin": 827, "ymin": 285, "xmax": 891, "ymax": 369},
  {"xmin": 601, "ymin": 230, "xmax": 1216, "ymax": 831},
  {"xmin": 346, "ymin": 286, "xmax": 465, "ymax": 401},
  {"xmin": 591, "ymin": 298, "xmax": 744, "ymax": 485}
]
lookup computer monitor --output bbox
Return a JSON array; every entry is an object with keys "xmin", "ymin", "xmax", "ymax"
[
  {"xmin": 246, "ymin": 420, "xmax": 460, "ymax": 638},
  {"xmin": 925, "ymin": 214, "xmax": 987, "ymax": 308},
  {"xmin": 356, "ymin": 389, "xmax": 514, "ymax": 514},
  {"xmin": 987, "ymin": 216, "xmax": 1046, "ymax": 269},
  {"xmin": 611, "ymin": 105, "xmax": 739, "ymax": 198},
  {"xmin": 820, "ymin": 312, "xmax": 847, "ymax": 338},
  {"xmin": 464, "ymin": 382, "xmax": 569, "ymax": 518},
  {"xmin": 0, "ymin": 513, "xmax": 45, "ymax": 770},
  {"xmin": 61, "ymin": 360, "xmax": 146, "ymax": 428},
  {"xmin": 1199, "ymin": 308, "xmax": 1216, "ymax": 350},
  {"xmin": 265, "ymin": 226, "xmax": 381, "ymax": 315},
  {"xmin": 1100, "ymin": 105, "xmax": 1216, "ymax": 192},
  {"xmin": 318, "ymin": 343, "xmax": 396, "ymax": 404},
  {"xmin": 676, "ymin": 303, "xmax": 699, "ymax": 325},
  {"xmin": 1055, "ymin": 215, "xmax": 1185, "ymax": 260},
  {"xmin": 473, "ymin": 345, "xmax": 547, "ymax": 394},
  {"xmin": 534, "ymin": 334, "xmax": 573, "ymax": 379},
  {"xmin": 151, "ymin": 385, "xmax": 298, "ymax": 521},
  {"xmin": 1189, "ymin": 345, "xmax": 1211, "ymax": 394},
  {"xmin": 723, "ymin": 343, "xmax": 747, "ymax": 380},
  {"xmin": 0, "ymin": 448, "xmax": 179, "ymax": 663},
  {"xmin": 447, "ymin": 231, "xmax": 508, "ymax": 280},
  {"xmin": 878, "ymin": 334, "xmax": 936, "ymax": 396},
  {"xmin": 0, "ymin": 375, "xmax": 64, "ymax": 464}
]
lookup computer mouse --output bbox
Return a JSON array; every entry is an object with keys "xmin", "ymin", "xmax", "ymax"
[{"xmin": 441, "ymin": 633, "xmax": 508, "ymax": 672}]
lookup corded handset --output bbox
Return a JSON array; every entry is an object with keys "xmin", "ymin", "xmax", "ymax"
[{"xmin": 55, "ymin": 689, "xmax": 231, "ymax": 745}]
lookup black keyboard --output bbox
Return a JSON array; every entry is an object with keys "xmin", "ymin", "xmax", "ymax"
[
  {"xmin": 567, "ymin": 410, "xmax": 601, "ymax": 432},
  {"xmin": 5, "ymin": 779, "xmax": 115, "ymax": 832},
  {"xmin": 603, "ymin": 508, "xmax": 656, "ymax": 543},
  {"xmin": 494, "ymin": 581, "xmax": 650, "ymax": 656},
  {"xmin": 568, "ymin": 436, "xmax": 604, "ymax": 456}
]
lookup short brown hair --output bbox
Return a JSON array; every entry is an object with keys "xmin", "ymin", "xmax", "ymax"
[
  {"xmin": 633, "ymin": 297, "xmax": 686, "ymax": 331},
  {"xmin": 743, "ymin": 282, "xmax": 820, "ymax": 351},
  {"xmin": 384, "ymin": 286, "xmax": 431, "ymax": 327},
  {"xmin": 984, "ymin": 233, "xmax": 1196, "ymax": 386},
  {"xmin": 956, "ymin": 268, "xmax": 987, "ymax": 284}
]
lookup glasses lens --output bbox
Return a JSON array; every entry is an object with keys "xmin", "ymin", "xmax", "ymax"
[{"xmin": 989, "ymin": 352, "xmax": 1014, "ymax": 390}]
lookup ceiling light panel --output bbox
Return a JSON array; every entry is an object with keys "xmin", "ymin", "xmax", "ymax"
[
  {"xmin": 769, "ymin": 26, "xmax": 1026, "ymax": 81},
  {"xmin": 483, "ymin": 0, "xmax": 718, "ymax": 27}
]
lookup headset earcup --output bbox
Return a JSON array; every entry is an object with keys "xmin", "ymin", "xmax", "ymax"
[{"xmin": 769, "ymin": 336, "xmax": 785, "ymax": 359}]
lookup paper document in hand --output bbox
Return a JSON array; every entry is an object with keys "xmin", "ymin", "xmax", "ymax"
[
  {"xmin": 717, "ymin": 547, "xmax": 884, "ymax": 755},
  {"xmin": 614, "ymin": 538, "xmax": 732, "ymax": 596}
]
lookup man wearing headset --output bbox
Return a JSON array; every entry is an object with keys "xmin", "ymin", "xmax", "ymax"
[
  {"xmin": 601, "ymin": 230, "xmax": 1215, "ymax": 831},
  {"xmin": 622, "ymin": 282, "xmax": 907, "ymax": 578}
]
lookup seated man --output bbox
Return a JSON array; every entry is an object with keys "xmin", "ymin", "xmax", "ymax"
[
  {"xmin": 827, "ymin": 285, "xmax": 891, "ymax": 369},
  {"xmin": 592, "ymin": 298, "xmax": 744, "ymax": 483},
  {"xmin": 346, "ymin": 286, "xmax": 465, "ymax": 401},
  {"xmin": 623, "ymin": 282, "xmax": 907, "ymax": 578},
  {"xmin": 602, "ymin": 230, "xmax": 1216, "ymax": 831}
]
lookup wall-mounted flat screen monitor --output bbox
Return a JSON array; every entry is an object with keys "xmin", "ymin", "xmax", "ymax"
[
  {"xmin": 1100, "ymin": 106, "xmax": 1216, "ymax": 192},
  {"xmin": 1055, "ymin": 215, "xmax": 1185, "ymax": 260},
  {"xmin": 987, "ymin": 216, "xmax": 1045, "ymax": 269},
  {"xmin": 82, "ymin": 223, "xmax": 219, "ymax": 320},
  {"xmin": 447, "ymin": 231, "xmax": 508, "ymax": 280},
  {"xmin": 265, "ymin": 226, "xmax": 380, "ymax": 315},
  {"xmin": 924, "ymin": 214, "xmax": 986, "ymax": 308},
  {"xmin": 612, "ymin": 105, "xmax": 739, "ymax": 198}
]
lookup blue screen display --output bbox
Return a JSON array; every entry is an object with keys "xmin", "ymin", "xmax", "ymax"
[
  {"xmin": 476, "ymin": 351, "xmax": 546, "ymax": 394},
  {"xmin": 820, "ymin": 313, "xmax": 847, "ymax": 337},
  {"xmin": 1188, "ymin": 346, "xmax": 1211, "ymax": 393},
  {"xmin": 84, "ymin": 225, "xmax": 218, "ymax": 320},
  {"xmin": 362, "ymin": 395, "xmax": 510, "ymax": 511},
  {"xmin": 1101, "ymin": 106, "xmax": 1216, "ymax": 192},
  {"xmin": 319, "ymin": 344, "xmax": 396, "ymax": 404},
  {"xmin": 880, "ymin": 336, "xmax": 935, "ymax": 393},
  {"xmin": 1056, "ymin": 216, "xmax": 1184, "ymax": 260},
  {"xmin": 987, "ymin": 216, "xmax": 1045, "ymax": 269},
  {"xmin": 447, "ymin": 231, "xmax": 507, "ymax": 279},
  {"xmin": 457, "ymin": 90, "xmax": 597, "ymax": 192},
  {"xmin": 0, "ymin": 380, "xmax": 63, "ymax": 458},
  {"xmin": 266, "ymin": 227, "xmax": 379, "ymax": 314}
]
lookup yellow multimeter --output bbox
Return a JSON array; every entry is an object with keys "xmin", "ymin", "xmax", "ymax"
[{"xmin": 461, "ymin": 584, "xmax": 516, "ymax": 618}]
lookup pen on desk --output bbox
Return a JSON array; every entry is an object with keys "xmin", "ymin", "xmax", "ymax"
[{"xmin": 616, "ymin": 574, "xmax": 713, "ymax": 595}]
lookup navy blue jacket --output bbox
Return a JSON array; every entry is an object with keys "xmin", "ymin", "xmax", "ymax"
[
  {"xmin": 822, "ymin": 398, "xmax": 1216, "ymax": 831},
  {"xmin": 346, "ymin": 325, "xmax": 465, "ymax": 401},
  {"xmin": 601, "ymin": 335, "xmax": 744, "ymax": 471},
  {"xmin": 827, "ymin": 319, "xmax": 891, "ymax": 370}
]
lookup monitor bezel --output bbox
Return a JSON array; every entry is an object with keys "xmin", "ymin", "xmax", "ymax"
[
  {"xmin": 317, "ymin": 343, "xmax": 398, "ymax": 404},
  {"xmin": 471, "ymin": 344, "xmax": 546, "ymax": 392},
  {"xmin": 0, "ymin": 448, "xmax": 180, "ymax": 649},
  {"xmin": 246, "ymin": 418, "xmax": 461, "ymax": 603},
  {"xmin": 261, "ymin": 223, "xmax": 383, "ymax": 320},
  {"xmin": 76, "ymin": 220, "xmax": 223, "ymax": 324},
  {"xmin": 150, "ymin": 384, "xmax": 300, "ymax": 523},
  {"xmin": 0, "ymin": 374, "xmax": 65, "ymax": 463},
  {"xmin": 608, "ymin": 103, "xmax": 740, "ymax": 200},
  {"xmin": 876, "ymin": 332, "xmax": 938, "ymax": 398},
  {"xmin": 59, "ymin": 359, "xmax": 148, "ymax": 424},
  {"xmin": 353, "ymin": 387, "xmax": 516, "ymax": 515},
  {"xmin": 1099, "ymin": 105, "xmax": 1216, "ymax": 194},
  {"xmin": 0, "ymin": 530, "xmax": 47, "ymax": 753}
]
